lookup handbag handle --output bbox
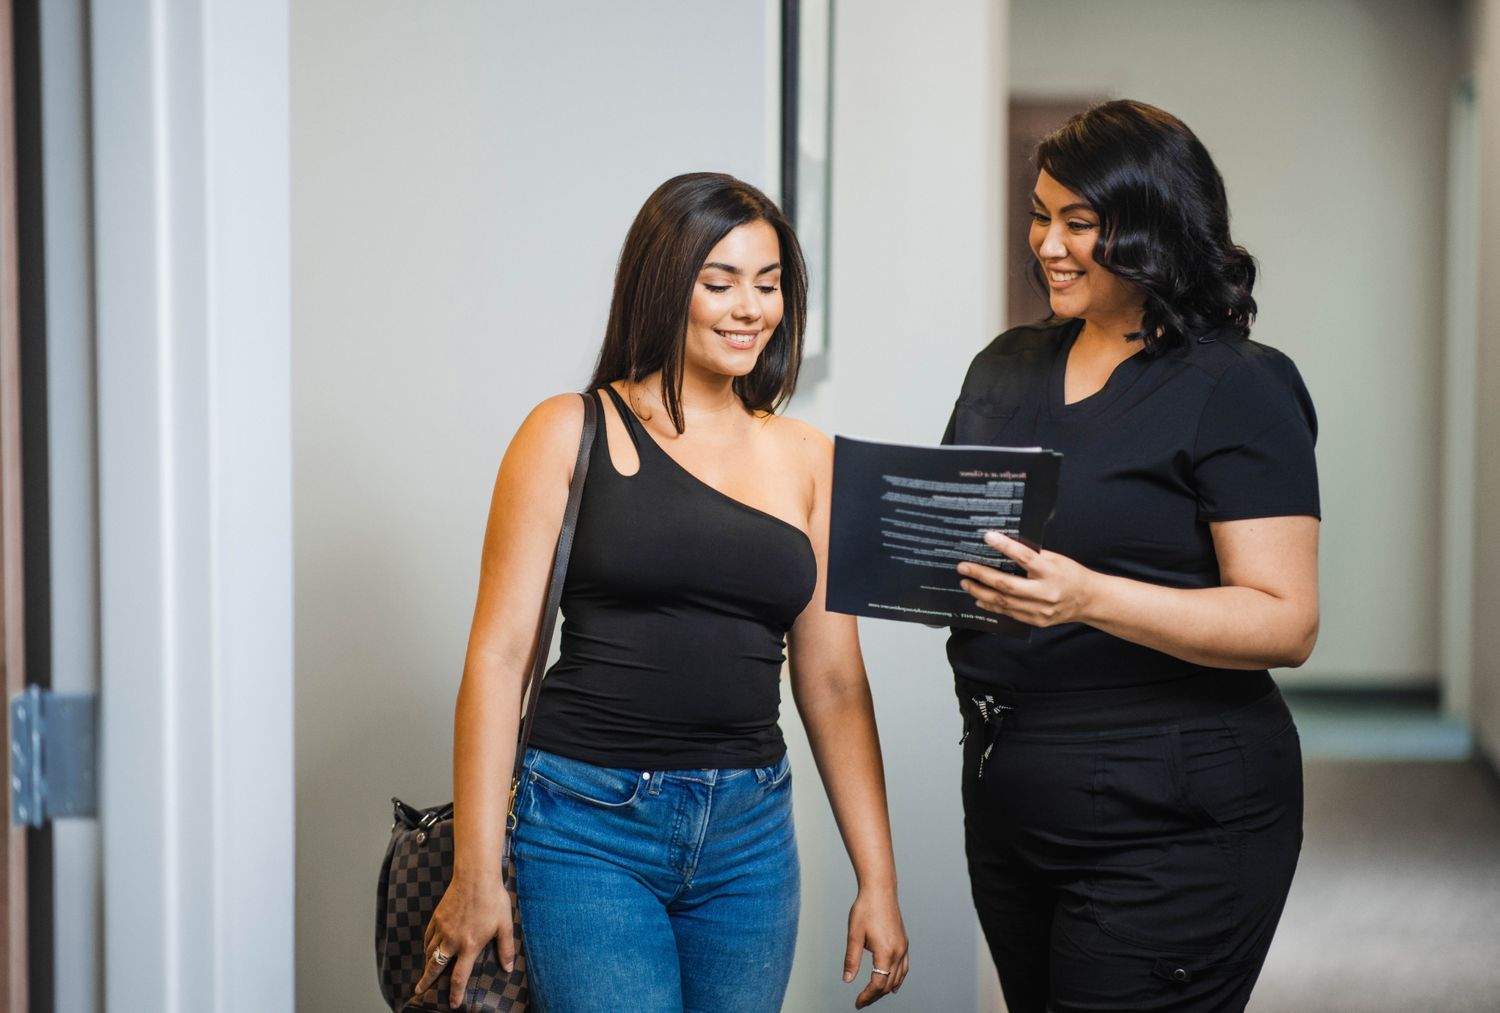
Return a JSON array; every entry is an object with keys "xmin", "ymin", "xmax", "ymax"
[{"xmin": 504, "ymin": 391, "xmax": 597, "ymax": 844}]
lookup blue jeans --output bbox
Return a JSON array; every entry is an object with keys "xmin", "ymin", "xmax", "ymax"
[{"xmin": 510, "ymin": 748, "xmax": 800, "ymax": 1013}]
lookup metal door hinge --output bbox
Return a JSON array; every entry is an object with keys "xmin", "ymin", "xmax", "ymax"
[{"xmin": 10, "ymin": 686, "xmax": 98, "ymax": 827}]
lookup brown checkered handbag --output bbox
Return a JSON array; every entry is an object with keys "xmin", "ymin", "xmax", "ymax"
[
  {"xmin": 376, "ymin": 393, "xmax": 596, "ymax": 1012},
  {"xmin": 377, "ymin": 800, "xmax": 529, "ymax": 1011}
]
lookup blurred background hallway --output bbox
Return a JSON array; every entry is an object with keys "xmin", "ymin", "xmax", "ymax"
[{"xmin": 1252, "ymin": 700, "xmax": 1500, "ymax": 1012}]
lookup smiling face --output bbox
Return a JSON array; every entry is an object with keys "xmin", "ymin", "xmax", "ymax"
[
  {"xmin": 1029, "ymin": 170, "xmax": 1144, "ymax": 327},
  {"xmin": 683, "ymin": 220, "xmax": 784, "ymax": 380}
]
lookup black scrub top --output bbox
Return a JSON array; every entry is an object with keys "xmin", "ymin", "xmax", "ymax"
[{"xmin": 942, "ymin": 318, "xmax": 1320, "ymax": 694}]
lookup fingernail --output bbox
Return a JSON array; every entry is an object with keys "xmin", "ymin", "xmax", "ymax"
[
  {"xmin": 843, "ymin": 971, "xmax": 854, "ymax": 982},
  {"xmin": 504, "ymin": 960, "xmax": 515, "ymax": 972}
]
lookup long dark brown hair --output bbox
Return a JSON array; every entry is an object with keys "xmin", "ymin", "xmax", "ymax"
[{"xmin": 587, "ymin": 173, "xmax": 807, "ymax": 432}]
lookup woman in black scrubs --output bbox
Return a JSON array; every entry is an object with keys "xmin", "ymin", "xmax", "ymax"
[{"xmin": 948, "ymin": 100, "xmax": 1319, "ymax": 1012}]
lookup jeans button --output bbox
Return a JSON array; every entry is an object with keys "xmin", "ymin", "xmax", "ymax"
[{"xmin": 1172, "ymin": 967, "xmax": 1190, "ymax": 982}]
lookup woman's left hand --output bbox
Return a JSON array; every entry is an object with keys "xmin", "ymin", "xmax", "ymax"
[
  {"xmin": 957, "ymin": 531, "xmax": 1097, "ymax": 628},
  {"xmin": 843, "ymin": 885, "xmax": 909, "ymax": 1007}
]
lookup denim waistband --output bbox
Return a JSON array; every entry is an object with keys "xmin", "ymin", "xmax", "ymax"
[
  {"xmin": 641, "ymin": 754, "xmax": 790, "ymax": 787},
  {"xmin": 955, "ymin": 669, "xmax": 1279, "ymax": 736},
  {"xmin": 522, "ymin": 746, "xmax": 789, "ymax": 787}
]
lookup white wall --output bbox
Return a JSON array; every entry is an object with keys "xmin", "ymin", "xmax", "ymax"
[
  {"xmin": 791, "ymin": 7, "xmax": 1008, "ymax": 1011},
  {"xmin": 1010, "ymin": 0, "xmax": 1462, "ymax": 688},
  {"xmin": 294, "ymin": 3, "xmax": 1008, "ymax": 1011}
]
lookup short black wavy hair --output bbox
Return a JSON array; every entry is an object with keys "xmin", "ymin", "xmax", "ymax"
[
  {"xmin": 1032, "ymin": 99, "xmax": 1257, "ymax": 353},
  {"xmin": 588, "ymin": 172, "xmax": 806, "ymax": 433}
]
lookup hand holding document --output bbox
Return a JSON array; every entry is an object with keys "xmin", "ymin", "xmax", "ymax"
[{"xmin": 826, "ymin": 436, "xmax": 1062, "ymax": 638}]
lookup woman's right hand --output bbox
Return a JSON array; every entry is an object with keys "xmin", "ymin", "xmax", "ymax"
[
  {"xmin": 844, "ymin": 885, "xmax": 909, "ymax": 1007},
  {"xmin": 413, "ymin": 867, "xmax": 516, "ymax": 1010}
]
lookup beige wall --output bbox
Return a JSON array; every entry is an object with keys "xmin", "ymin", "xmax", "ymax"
[
  {"xmin": 1471, "ymin": 0, "xmax": 1500, "ymax": 761},
  {"xmin": 1011, "ymin": 0, "xmax": 1463, "ymax": 688}
]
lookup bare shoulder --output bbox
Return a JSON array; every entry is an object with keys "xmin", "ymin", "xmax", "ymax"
[
  {"xmin": 762, "ymin": 413, "xmax": 833, "ymax": 475},
  {"xmin": 505, "ymin": 392, "xmax": 587, "ymax": 468}
]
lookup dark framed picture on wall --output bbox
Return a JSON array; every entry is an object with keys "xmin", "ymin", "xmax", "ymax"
[{"xmin": 782, "ymin": 0, "xmax": 833, "ymax": 382}]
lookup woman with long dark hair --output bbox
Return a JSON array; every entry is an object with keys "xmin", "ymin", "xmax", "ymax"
[
  {"xmin": 417, "ymin": 173, "xmax": 908, "ymax": 1012},
  {"xmin": 947, "ymin": 100, "xmax": 1318, "ymax": 1011}
]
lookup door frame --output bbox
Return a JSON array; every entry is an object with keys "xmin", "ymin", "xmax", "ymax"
[
  {"xmin": 90, "ymin": 2, "xmax": 295, "ymax": 1009},
  {"xmin": 1440, "ymin": 76, "xmax": 1480, "ymax": 722}
]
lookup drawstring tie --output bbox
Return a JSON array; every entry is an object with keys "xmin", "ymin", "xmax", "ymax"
[{"xmin": 960, "ymin": 694, "xmax": 1013, "ymax": 780}]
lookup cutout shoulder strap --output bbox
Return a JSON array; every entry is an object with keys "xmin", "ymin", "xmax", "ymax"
[{"xmin": 599, "ymin": 383, "xmax": 645, "ymax": 451}]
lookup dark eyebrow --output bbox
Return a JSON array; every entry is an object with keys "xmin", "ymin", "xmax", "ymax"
[
  {"xmin": 701, "ymin": 261, "xmax": 782, "ymax": 276},
  {"xmin": 1030, "ymin": 192, "xmax": 1095, "ymax": 216}
]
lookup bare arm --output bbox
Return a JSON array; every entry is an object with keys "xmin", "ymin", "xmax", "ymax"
[
  {"xmin": 957, "ymin": 516, "xmax": 1320, "ymax": 670},
  {"xmin": 415, "ymin": 394, "xmax": 584, "ymax": 1008},
  {"xmin": 786, "ymin": 428, "xmax": 909, "ymax": 1007}
]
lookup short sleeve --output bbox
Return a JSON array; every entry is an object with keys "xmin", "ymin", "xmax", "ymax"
[{"xmin": 1193, "ymin": 350, "xmax": 1320, "ymax": 522}]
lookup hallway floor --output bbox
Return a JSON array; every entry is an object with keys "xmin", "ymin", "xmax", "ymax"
[{"xmin": 1251, "ymin": 758, "xmax": 1500, "ymax": 1012}]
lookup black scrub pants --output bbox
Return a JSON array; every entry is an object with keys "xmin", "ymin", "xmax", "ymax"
[{"xmin": 958, "ymin": 677, "xmax": 1303, "ymax": 1013}]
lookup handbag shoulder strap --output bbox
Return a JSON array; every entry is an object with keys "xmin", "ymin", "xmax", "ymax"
[{"xmin": 510, "ymin": 390, "xmax": 597, "ymax": 784}]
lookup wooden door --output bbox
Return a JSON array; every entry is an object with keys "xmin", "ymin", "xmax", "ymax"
[{"xmin": 0, "ymin": 0, "xmax": 30, "ymax": 1007}]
